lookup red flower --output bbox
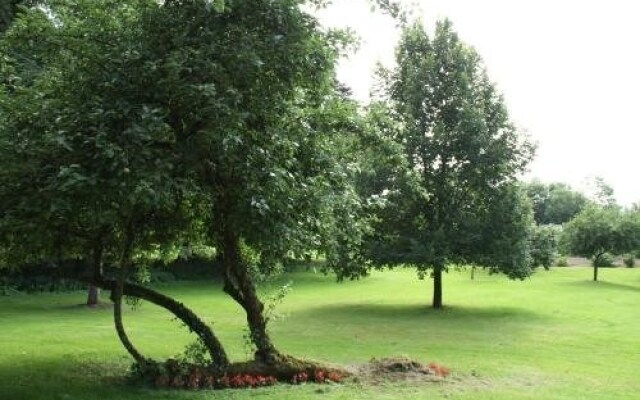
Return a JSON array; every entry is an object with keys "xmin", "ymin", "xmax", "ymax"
[
  {"xmin": 428, "ymin": 362, "xmax": 451, "ymax": 377},
  {"xmin": 326, "ymin": 371, "xmax": 342, "ymax": 383},
  {"xmin": 292, "ymin": 371, "xmax": 308, "ymax": 384}
]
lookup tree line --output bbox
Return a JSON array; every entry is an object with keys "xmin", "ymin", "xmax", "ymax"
[{"xmin": 524, "ymin": 179, "xmax": 640, "ymax": 281}]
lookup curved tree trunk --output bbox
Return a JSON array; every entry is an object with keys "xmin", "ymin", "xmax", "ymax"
[
  {"xmin": 80, "ymin": 232, "xmax": 228, "ymax": 368},
  {"xmin": 88, "ymin": 276, "xmax": 230, "ymax": 370},
  {"xmin": 113, "ymin": 280, "xmax": 147, "ymax": 365},
  {"xmin": 221, "ymin": 229, "xmax": 281, "ymax": 364},
  {"xmin": 112, "ymin": 225, "xmax": 148, "ymax": 365}
]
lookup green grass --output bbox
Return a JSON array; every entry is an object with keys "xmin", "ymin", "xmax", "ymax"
[{"xmin": 1, "ymin": 267, "xmax": 639, "ymax": 399}]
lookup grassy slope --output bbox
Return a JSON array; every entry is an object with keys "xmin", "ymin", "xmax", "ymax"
[{"xmin": 0, "ymin": 267, "xmax": 638, "ymax": 400}]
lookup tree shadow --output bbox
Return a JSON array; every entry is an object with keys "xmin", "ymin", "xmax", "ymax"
[
  {"xmin": 0, "ymin": 357, "xmax": 135, "ymax": 400},
  {"xmin": 563, "ymin": 280, "xmax": 640, "ymax": 293},
  {"xmin": 290, "ymin": 302, "xmax": 544, "ymax": 324}
]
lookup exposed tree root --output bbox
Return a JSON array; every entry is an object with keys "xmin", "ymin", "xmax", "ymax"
[
  {"xmin": 131, "ymin": 356, "xmax": 348, "ymax": 389},
  {"xmin": 129, "ymin": 355, "xmax": 454, "ymax": 390}
]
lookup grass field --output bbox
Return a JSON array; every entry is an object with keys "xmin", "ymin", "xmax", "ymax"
[{"xmin": 1, "ymin": 266, "xmax": 639, "ymax": 400}]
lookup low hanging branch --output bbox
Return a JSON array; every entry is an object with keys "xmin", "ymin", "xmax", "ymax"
[{"xmin": 72, "ymin": 272, "xmax": 230, "ymax": 372}]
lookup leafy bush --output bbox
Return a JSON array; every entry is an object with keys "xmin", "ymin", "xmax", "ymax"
[
  {"xmin": 158, "ymin": 255, "xmax": 223, "ymax": 281},
  {"xmin": 0, "ymin": 261, "xmax": 86, "ymax": 293},
  {"xmin": 555, "ymin": 257, "xmax": 569, "ymax": 267},
  {"xmin": 623, "ymin": 255, "xmax": 635, "ymax": 268},
  {"xmin": 593, "ymin": 253, "xmax": 615, "ymax": 268}
]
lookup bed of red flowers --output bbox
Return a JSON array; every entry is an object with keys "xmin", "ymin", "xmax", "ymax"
[{"xmin": 132, "ymin": 359, "xmax": 344, "ymax": 390}]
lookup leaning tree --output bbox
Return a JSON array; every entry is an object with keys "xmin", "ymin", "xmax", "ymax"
[
  {"xmin": 1, "ymin": 0, "xmax": 370, "ymax": 371},
  {"xmin": 0, "ymin": 0, "xmax": 232, "ymax": 370},
  {"xmin": 355, "ymin": 19, "xmax": 535, "ymax": 309},
  {"xmin": 135, "ymin": 0, "xmax": 370, "ymax": 365}
]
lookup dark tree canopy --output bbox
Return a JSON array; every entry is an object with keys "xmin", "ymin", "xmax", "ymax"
[
  {"xmin": 0, "ymin": 0, "xmax": 27, "ymax": 34},
  {"xmin": 524, "ymin": 181, "xmax": 589, "ymax": 225}
]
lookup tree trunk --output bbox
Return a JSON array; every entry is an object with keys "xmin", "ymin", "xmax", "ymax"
[
  {"xmin": 86, "ymin": 244, "xmax": 103, "ymax": 306},
  {"xmin": 105, "ymin": 278, "xmax": 230, "ymax": 371},
  {"xmin": 470, "ymin": 266, "xmax": 475, "ymax": 281},
  {"xmin": 113, "ymin": 280, "xmax": 147, "ymax": 365},
  {"xmin": 86, "ymin": 285, "xmax": 100, "ymax": 306},
  {"xmin": 593, "ymin": 253, "xmax": 602, "ymax": 281},
  {"xmin": 221, "ymin": 230, "xmax": 281, "ymax": 364},
  {"xmin": 64, "ymin": 268, "xmax": 230, "ymax": 371},
  {"xmin": 112, "ymin": 225, "xmax": 148, "ymax": 365},
  {"xmin": 432, "ymin": 265, "xmax": 443, "ymax": 309}
]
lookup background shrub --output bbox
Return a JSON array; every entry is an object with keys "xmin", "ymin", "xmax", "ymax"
[
  {"xmin": 593, "ymin": 253, "xmax": 616, "ymax": 268},
  {"xmin": 623, "ymin": 255, "xmax": 635, "ymax": 268}
]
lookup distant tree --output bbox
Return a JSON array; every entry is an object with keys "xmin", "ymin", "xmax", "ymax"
[
  {"xmin": 524, "ymin": 181, "xmax": 550, "ymax": 223},
  {"xmin": 529, "ymin": 224, "xmax": 561, "ymax": 269},
  {"xmin": 563, "ymin": 206, "xmax": 640, "ymax": 281},
  {"xmin": 524, "ymin": 181, "xmax": 589, "ymax": 225},
  {"xmin": 350, "ymin": 20, "xmax": 535, "ymax": 309},
  {"xmin": 590, "ymin": 177, "xmax": 617, "ymax": 208}
]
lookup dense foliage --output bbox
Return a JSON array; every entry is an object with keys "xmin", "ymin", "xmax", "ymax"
[
  {"xmin": 529, "ymin": 224, "xmax": 561, "ymax": 269},
  {"xmin": 524, "ymin": 181, "xmax": 589, "ymax": 225},
  {"xmin": 354, "ymin": 20, "xmax": 535, "ymax": 308}
]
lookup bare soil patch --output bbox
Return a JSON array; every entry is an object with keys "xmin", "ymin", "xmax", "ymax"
[{"xmin": 348, "ymin": 356, "xmax": 449, "ymax": 385}]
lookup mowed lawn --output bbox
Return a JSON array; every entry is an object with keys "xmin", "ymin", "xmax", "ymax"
[{"xmin": 0, "ymin": 267, "xmax": 639, "ymax": 400}]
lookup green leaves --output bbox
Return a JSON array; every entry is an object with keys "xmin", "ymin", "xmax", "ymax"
[
  {"xmin": 365, "ymin": 19, "xmax": 535, "ymax": 285},
  {"xmin": 563, "ymin": 206, "xmax": 640, "ymax": 261}
]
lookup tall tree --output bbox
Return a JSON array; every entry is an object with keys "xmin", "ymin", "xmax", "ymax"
[
  {"xmin": 136, "ymin": 0, "xmax": 366, "ymax": 364},
  {"xmin": 360, "ymin": 20, "xmax": 534, "ymax": 309}
]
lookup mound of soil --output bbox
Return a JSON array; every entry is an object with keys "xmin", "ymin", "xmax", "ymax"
[{"xmin": 350, "ymin": 356, "xmax": 449, "ymax": 385}]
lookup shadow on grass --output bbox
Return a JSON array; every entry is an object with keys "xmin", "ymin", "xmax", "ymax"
[
  {"xmin": 291, "ymin": 302, "xmax": 543, "ymax": 323},
  {"xmin": 563, "ymin": 280, "xmax": 640, "ymax": 293},
  {"xmin": 0, "ymin": 357, "xmax": 140, "ymax": 400}
]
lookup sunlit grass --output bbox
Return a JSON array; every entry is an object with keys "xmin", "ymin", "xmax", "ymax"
[{"xmin": 1, "ymin": 266, "xmax": 639, "ymax": 399}]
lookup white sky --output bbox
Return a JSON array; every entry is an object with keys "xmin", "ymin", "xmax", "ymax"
[{"xmin": 315, "ymin": 0, "xmax": 640, "ymax": 206}]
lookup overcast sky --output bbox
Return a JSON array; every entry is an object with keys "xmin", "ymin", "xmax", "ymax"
[{"xmin": 315, "ymin": 0, "xmax": 640, "ymax": 206}]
